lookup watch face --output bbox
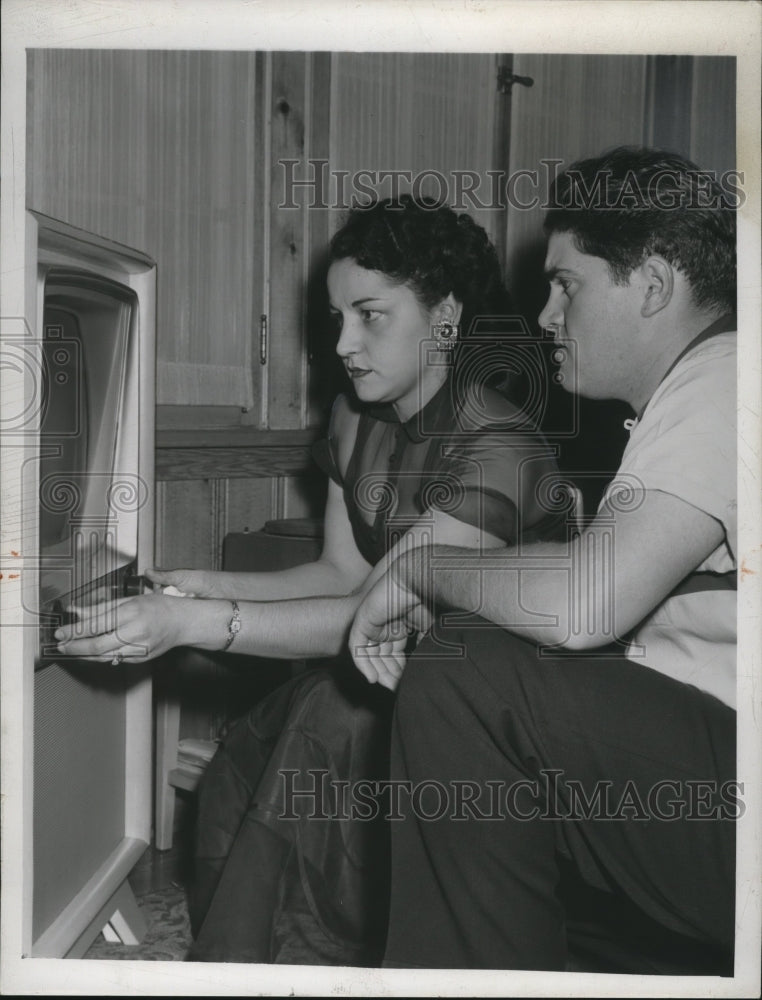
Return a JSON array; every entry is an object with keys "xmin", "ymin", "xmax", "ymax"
[{"xmin": 224, "ymin": 602, "xmax": 242, "ymax": 649}]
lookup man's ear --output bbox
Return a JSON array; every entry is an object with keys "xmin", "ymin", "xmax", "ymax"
[
  {"xmin": 639, "ymin": 255, "xmax": 674, "ymax": 317},
  {"xmin": 436, "ymin": 293, "xmax": 463, "ymax": 326}
]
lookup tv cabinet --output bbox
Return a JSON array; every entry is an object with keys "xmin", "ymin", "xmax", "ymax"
[{"xmin": 16, "ymin": 212, "xmax": 157, "ymax": 958}]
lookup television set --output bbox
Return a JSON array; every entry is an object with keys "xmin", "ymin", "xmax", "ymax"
[{"xmin": 19, "ymin": 212, "xmax": 156, "ymax": 958}]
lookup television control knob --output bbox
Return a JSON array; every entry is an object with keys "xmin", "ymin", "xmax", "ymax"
[{"xmin": 123, "ymin": 575, "xmax": 150, "ymax": 597}]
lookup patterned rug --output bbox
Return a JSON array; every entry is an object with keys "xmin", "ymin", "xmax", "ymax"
[
  {"xmin": 81, "ymin": 871, "xmax": 728, "ymax": 972},
  {"xmin": 83, "ymin": 882, "xmax": 192, "ymax": 961}
]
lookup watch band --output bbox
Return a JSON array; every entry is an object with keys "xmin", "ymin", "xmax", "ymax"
[{"xmin": 223, "ymin": 600, "xmax": 241, "ymax": 651}]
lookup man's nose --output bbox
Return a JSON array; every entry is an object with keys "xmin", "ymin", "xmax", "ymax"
[{"xmin": 538, "ymin": 290, "xmax": 563, "ymax": 332}]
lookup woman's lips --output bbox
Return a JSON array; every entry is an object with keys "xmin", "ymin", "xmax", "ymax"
[{"xmin": 347, "ymin": 366, "xmax": 372, "ymax": 379}]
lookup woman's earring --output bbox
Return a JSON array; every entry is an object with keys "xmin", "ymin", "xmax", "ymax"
[{"xmin": 433, "ymin": 320, "xmax": 459, "ymax": 352}]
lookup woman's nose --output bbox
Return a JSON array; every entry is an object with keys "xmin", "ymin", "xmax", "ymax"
[{"xmin": 335, "ymin": 316, "xmax": 360, "ymax": 357}]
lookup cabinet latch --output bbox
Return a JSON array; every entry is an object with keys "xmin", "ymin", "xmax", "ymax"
[
  {"xmin": 259, "ymin": 313, "xmax": 268, "ymax": 365},
  {"xmin": 497, "ymin": 67, "xmax": 534, "ymax": 95}
]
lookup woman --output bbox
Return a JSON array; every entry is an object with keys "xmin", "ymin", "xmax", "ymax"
[{"xmin": 56, "ymin": 196, "xmax": 566, "ymax": 964}]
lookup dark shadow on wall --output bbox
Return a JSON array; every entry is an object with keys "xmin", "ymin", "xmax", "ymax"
[{"xmin": 306, "ymin": 246, "xmax": 347, "ymax": 434}]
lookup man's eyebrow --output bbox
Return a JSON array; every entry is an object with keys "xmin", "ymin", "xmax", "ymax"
[{"xmin": 543, "ymin": 266, "xmax": 576, "ymax": 282}]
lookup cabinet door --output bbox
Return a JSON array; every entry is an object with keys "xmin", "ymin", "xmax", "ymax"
[
  {"xmin": 327, "ymin": 52, "xmax": 508, "ymax": 249},
  {"xmin": 503, "ymin": 53, "xmax": 651, "ymax": 298},
  {"xmin": 503, "ymin": 53, "xmax": 736, "ymax": 309},
  {"xmin": 27, "ymin": 49, "xmax": 263, "ymax": 416}
]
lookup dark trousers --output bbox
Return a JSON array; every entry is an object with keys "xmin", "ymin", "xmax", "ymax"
[{"xmin": 383, "ymin": 623, "xmax": 737, "ymax": 971}]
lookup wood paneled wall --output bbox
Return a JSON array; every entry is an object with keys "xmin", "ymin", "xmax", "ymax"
[{"xmin": 154, "ymin": 429, "xmax": 325, "ymax": 571}]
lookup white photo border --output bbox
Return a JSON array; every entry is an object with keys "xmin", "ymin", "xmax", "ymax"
[{"xmin": 1, "ymin": 1, "xmax": 760, "ymax": 996}]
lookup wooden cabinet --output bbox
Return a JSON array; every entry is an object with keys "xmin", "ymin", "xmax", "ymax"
[
  {"xmin": 28, "ymin": 50, "xmax": 270, "ymax": 419},
  {"xmin": 27, "ymin": 47, "xmax": 513, "ymax": 570},
  {"xmin": 26, "ymin": 50, "xmax": 332, "ymax": 574},
  {"xmin": 29, "ymin": 50, "xmax": 509, "ymax": 428}
]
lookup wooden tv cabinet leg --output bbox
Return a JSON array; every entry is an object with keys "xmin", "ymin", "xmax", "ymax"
[
  {"xmin": 155, "ymin": 691, "xmax": 181, "ymax": 851},
  {"xmin": 100, "ymin": 880, "xmax": 148, "ymax": 945},
  {"xmin": 64, "ymin": 873, "xmax": 148, "ymax": 958}
]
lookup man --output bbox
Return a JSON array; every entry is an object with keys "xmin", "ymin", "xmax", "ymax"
[{"xmin": 349, "ymin": 147, "xmax": 738, "ymax": 971}]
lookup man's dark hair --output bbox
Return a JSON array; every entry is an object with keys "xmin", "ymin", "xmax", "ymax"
[{"xmin": 544, "ymin": 146, "xmax": 736, "ymax": 314}]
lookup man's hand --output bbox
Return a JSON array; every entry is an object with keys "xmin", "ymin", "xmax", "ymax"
[{"xmin": 349, "ymin": 554, "xmax": 432, "ymax": 691}]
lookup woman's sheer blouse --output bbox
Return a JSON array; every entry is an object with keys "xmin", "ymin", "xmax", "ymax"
[{"xmin": 312, "ymin": 378, "xmax": 567, "ymax": 566}]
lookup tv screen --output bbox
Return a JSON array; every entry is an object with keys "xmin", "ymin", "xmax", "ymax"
[{"xmin": 37, "ymin": 271, "xmax": 145, "ymax": 658}]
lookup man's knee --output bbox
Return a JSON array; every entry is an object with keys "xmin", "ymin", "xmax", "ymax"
[
  {"xmin": 397, "ymin": 629, "xmax": 465, "ymax": 701},
  {"xmin": 396, "ymin": 624, "xmax": 553, "ymax": 744},
  {"xmin": 398, "ymin": 626, "xmax": 505, "ymax": 719},
  {"xmin": 402, "ymin": 623, "xmax": 536, "ymax": 692}
]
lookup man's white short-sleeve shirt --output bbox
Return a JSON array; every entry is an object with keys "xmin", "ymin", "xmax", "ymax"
[{"xmin": 603, "ymin": 330, "xmax": 737, "ymax": 708}]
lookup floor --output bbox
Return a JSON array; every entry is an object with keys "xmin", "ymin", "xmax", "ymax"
[
  {"xmin": 83, "ymin": 844, "xmax": 193, "ymax": 961},
  {"xmin": 81, "ymin": 824, "xmax": 731, "ymax": 973}
]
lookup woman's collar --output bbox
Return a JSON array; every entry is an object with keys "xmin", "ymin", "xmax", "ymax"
[{"xmin": 367, "ymin": 375, "xmax": 453, "ymax": 442}]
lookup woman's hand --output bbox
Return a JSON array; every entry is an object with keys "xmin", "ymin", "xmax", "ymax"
[
  {"xmin": 54, "ymin": 591, "xmax": 191, "ymax": 664},
  {"xmin": 349, "ymin": 565, "xmax": 432, "ymax": 691},
  {"xmin": 145, "ymin": 566, "xmax": 217, "ymax": 599}
]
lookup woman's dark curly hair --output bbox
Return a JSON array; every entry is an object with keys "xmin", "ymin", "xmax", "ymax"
[{"xmin": 327, "ymin": 195, "xmax": 514, "ymax": 338}]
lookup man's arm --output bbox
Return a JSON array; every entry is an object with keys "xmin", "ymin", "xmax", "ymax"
[{"xmin": 350, "ymin": 488, "xmax": 726, "ymax": 684}]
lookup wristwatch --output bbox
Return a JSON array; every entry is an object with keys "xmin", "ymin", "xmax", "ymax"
[{"xmin": 223, "ymin": 600, "xmax": 241, "ymax": 651}]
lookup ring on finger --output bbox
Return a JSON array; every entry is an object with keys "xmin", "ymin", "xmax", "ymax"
[{"xmin": 111, "ymin": 652, "xmax": 124, "ymax": 666}]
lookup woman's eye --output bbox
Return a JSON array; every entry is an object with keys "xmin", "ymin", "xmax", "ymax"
[{"xmin": 361, "ymin": 309, "xmax": 382, "ymax": 323}]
